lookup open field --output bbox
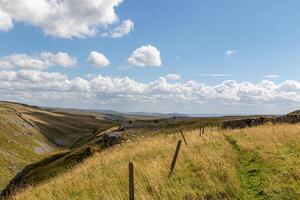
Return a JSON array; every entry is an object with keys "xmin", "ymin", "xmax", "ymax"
[{"xmin": 10, "ymin": 123, "xmax": 300, "ymax": 200}]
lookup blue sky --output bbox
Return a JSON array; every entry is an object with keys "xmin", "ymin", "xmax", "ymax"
[{"xmin": 1, "ymin": 0, "xmax": 300, "ymax": 114}]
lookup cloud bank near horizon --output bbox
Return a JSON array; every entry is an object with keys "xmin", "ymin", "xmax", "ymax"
[{"xmin": 1, "ymin": 69, "xmax": 300, "ymax": 114}]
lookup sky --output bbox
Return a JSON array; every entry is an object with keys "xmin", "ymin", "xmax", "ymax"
[{"xmin": 1, "ymin": 0, "xmax": 300, "ymax": 115}]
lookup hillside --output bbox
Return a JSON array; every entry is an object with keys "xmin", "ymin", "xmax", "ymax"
[
  {"xmin": 0, "ymin": 102, "xmax": 117, "ymax": 147},
  {"xmin": 6, "ymin": 123, "xmax": 300, "ymax": 200},
  {"xmin": 0, "ymin": 103, "xmax": 55, "ymax": 189},
  {"xmin": 289, "ymin": 110, "xmax": 300, "ymax": 115},
  {"xmin": 0, "ymin": 113, "xmax": 222, "ymax": 198},
  {"xmin": 1, "ymin": 101, "xmax": 223, "ymax": 198},
  {"xmin": 0, "ymin": 102, "xmax": 117, "ymax": 190}
]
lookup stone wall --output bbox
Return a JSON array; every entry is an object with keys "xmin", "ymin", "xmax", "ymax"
[{"xmin": 221, "ymin": 114, "xmax": 300, "ymax": 130}]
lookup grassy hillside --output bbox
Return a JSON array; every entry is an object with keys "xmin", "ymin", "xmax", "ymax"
[
  {"xmin": 0, "ymin": 102, "xmax": 117, "ymax": 190},
  {"xmin": 0, "ymin": 102, "xmax": 117, "ymax": 147},
  {"xmin": 11, "ymin": 124, "xmax": 300, "ymax": 200},
  {"xmin": 1, "ymin": 113, "xmax": 224, "ymax": 198},
  {"xmin": 0, "ymin": 104, "xmax": 56, "ymax": 189}
]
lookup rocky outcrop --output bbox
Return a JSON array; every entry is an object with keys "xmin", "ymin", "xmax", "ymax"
[{"xmin": 96, "ymin": 132, "xmax": 123, "ymax": 147}]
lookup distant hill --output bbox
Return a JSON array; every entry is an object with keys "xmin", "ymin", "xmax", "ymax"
[
  {"xmin": 46, "ymin": 107, "xmax": 159, "ymax": 121},
  {"xmin": 46, "ymin": 107, "xmax": 191, "ymax": 121},
  {"xmin": 125, "ymin": 111, "xmax": 189, "ymax": 118}
]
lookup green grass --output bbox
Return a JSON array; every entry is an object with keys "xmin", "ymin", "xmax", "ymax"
[
  {"xmin": 225, "ymin": 135, "xmax": 266, "ymax": 199},
  {"xmin": 224, "ymin": 124, "xmax": 300, "ymax": 199}
]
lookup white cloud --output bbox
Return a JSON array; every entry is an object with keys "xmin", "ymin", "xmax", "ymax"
[
  {"xmin": 40, "ymin": 52, "xmax": 77, "ymax": 68},
  {"xmin": 0, "ymin": 7, "xmax": 13, "ymax": 31},
  {"xmin": 0, "ymin": 52, "xmax": 76, "ymax": 70},
  {"xmin": 2, "ymin": 69, "xmax": 300, "ymax": 114},
  {"xmin": 225, "ymin": 50, "xmax": 237, "ymax": 57},
  {"xmin": 166, "ymin": 73, "xmax": 181, "ymax": 81},
  {"xmin": 110, "ymin": 19, "xmax": 134, "ymax": 38},
  {"xmin": 198, "ymin": 74, "xmax": 232, "ymax": 77},
  {"xmin": 16, "ymin": 70, "xmax": 67, "ymax": 82},
  {"xmin": 128, "ymin": 45, "xmax": 162, "ymax": 67},
  {"xmin": 87, "ymin": 51, "xmax": 110, "ymax": 68},
  {"xmin": 0, "ymin": 0, "xmax": 132, "ymax": 39},
  {"xmin": 0, "ymin": 54, "xmax": 50, "ymax": 70},
  {"xmin": 264, "ymin": 74, "xmax": 279, "ymax": 79}
]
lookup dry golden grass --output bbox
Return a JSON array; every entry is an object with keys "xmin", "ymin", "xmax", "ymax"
[{"xmin": 12, "ymin": 124, "xmax": 300, "ymax": 200}]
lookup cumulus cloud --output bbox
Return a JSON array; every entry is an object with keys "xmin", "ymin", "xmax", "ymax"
[
  {"xmin": 0, "ymin": 52, "xmax": 76, "ymax": 70},
  {"xmin": 2, "ymin": 69, "xmax": 300, "ymax": 113},
  {"xmin": 166, "ymin": 73, "xmax": 181, "ymax": 81},
  {"xmin": 0, "ymin": 54, "xmax": 50, "ymax": 70},
  {"xmin": 0, "ymin": 0, "xmax": 132, "ymax": 38},
  {"xmin": 225, "ymin": 50, "xmax": 238, "ymax": 57},
  {"xmin": 264, "ymin": 74, "xmax": 279, "ymax": 79},
  {"xmin": 110, "ymin": 19, "xmax": 134, "ymax": 38},
  {"xmin": 40, "ymin": 52, "xmax": 77, "ymax": 68},
  {"xmin": 87, "ymin": 51, "xmax": 110, "ymax": 68},
  {"xmin": 128, "ymin": 45, "xmax": 162, "ymax": 67}
]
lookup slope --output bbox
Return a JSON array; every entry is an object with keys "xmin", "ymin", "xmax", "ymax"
[{"xmin": 0, "ymin": 101, "xmax": 117, "ymax": 190}]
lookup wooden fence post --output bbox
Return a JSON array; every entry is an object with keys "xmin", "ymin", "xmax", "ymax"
[
  {"xmin": 169, "ymin": 140, "xmax": 182, "ymax": 177},
  {"xmin": 128, "ymin": 162, "xmax": 134, "ymax": 200},
  {"xmin": 180, "ymin": 129, "xmax": 188, "ymax": 146},
  {"xmin": 199, "ymin": 127, "xmax": 202, "ymax": 136},
  {"xmin": 202, "ymin": 126, "xmax": 205, "ymax": 135}
]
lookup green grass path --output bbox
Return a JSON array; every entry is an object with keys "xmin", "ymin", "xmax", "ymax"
[{"xmin": 224, "ymin": 135, "xmax": 267, "ymax": 200}]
